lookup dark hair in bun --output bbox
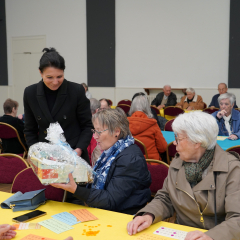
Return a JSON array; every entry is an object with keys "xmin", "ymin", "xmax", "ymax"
[{"xmin": 39, "ymin": 47, "xmax": 65, "ymax": 73}]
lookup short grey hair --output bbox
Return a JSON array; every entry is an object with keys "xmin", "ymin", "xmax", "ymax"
[
  {"xmin": 81, "ymin": 83, "xmax": 88, "ymax": 91},
  {"xmin": 172, "ymin": 111, "xmax": 218, "ymax": 150},
  {"xmin": 89, "ymin": 98, "xmax": 100, "ymax": 114},
  {"xmin": 186, "ymin": 88, "xmax": 195, "ymax": 94},
  {"xmin": 163, "ymin": 85, "xmax": 171, "ymax": 90},
  {"xmin": 218, "ymin": 93, "xmax": 236, "ymax": 105},
  {"xmin": 129, "ymin": 95, "xmax": 153, "ymax": 118},
  {"xmin": 92, "ymin": 108, "xmax": 132, "ymax": 139}
]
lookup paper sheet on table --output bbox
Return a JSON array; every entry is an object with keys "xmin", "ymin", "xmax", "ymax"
[
  {"xmin": 20, "ymin": 234, "xmax": 56, "ymax": 240},
  {"xmin": 134, "ymin": 233, "xmax": 169, "ymax": 240},
  {"xmin": 38, "ymin": 218, "xmax": 73, "ymax": 234},
  {"xmin": 70, "ymin": 209, "xmax": 98, "ymax": 222},
  {"xmin": 154, "ymin": 226, "xmax": 188, "ymax": 240},
  {"xmin": 51, "ymin": 212, "xmax": 80, "ymax": 225},
  {"xmin": 13, "ymin": 223, "xmax": 41, "ymax": 230},
  {"xmin": 217, "ymin": 136, "xmax": 228, "ymax": 141}
]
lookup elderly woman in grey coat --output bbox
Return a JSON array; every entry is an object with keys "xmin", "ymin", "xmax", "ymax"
[{"xmin": 127, "ymin": 111, "xmax": 240, "ymax": 240}]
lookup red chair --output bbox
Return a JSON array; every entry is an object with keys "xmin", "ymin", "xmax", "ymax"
[
  {"xmin": 11, "ymin": 168, "xmax": 67, "ymax": 202},
  {"xmin": 202, "ymin": 108, "xmax": 219, "ymax": 114},
  {"xmin": 117, "ymin": 99, "xmax": 132, "ymax": 106},
  {"xmin": 164, "ymin": 107, "xmax": 184, "ymax": 119},
  {"xmin": 166, "ymin": 141, "xmax": 177, "ymax": 165},
  {"xmin": 0, "ymin": 122, "xmax": 28, "ymax": 158},
  {"xmin": 106, "ymin": 99, "xmax": 113, "ymax": 106},
  {"xmin": 226, "ymin": 145, "xmax": 240, "ymax": 155},
  {"xmin": 164, "ymin": 119, "xmax": 175, "ymax": 131},
  {"xmin": 134, "ymin": 138, "xmax": 149, "ymax": 159},
  {"xmin": 150, "ymin": 106, "xmax": 160, "ymax": 115},
  {"xmin": 0, "ymin": 153, "xmax": 29, "ymax": 184},
  {"xmin": 146, "ymin": 159, "xmax": 169, "ymax": 197},
  {"xmin": 116, "ymin": 104, "xmax": 131, "ymax": 115}
]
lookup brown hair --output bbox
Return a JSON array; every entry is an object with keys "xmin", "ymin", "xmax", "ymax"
[{"xmin": 3, "ymin": 98, "xmax": 19, "ymax": 114}]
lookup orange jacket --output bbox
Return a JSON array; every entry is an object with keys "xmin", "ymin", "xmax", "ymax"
[
  {"xmin": 128, "ymin": 111, "xmax": 167, "ymax": 160},
  {"xmin": 176, "ymin": 95, "xmax": 204, "ymax": 110}
]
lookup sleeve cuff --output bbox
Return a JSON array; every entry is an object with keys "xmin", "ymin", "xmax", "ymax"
[{"xmin": 73, "ymin": 185, "xmax": 91, "ymax": 202}]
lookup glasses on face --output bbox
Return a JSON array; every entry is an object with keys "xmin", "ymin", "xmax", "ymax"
[
  {"xmin": 91, "ymin": 128, "xmax": 109, "ymax": 136},
  {"xmin": 174, "ymin": 134, "xmax": 187, "ymax": 144}
]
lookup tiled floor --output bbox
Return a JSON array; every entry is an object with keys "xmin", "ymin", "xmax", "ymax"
[{"xmin": 0, "ymin": 183, "xmax": 11, "ymax": 193}]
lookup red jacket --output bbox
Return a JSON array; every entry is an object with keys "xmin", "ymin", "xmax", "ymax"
[{"xmin": 128, "ymin": 111, "xmax": 167, "ymax": 160}]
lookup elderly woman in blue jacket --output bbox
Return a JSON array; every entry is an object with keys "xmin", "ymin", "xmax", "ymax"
[
  {"xmin": 52, "ymin": 108, "xmax": 151, "ymax": 214},
  {"xmin": 212, "ymin": 93, "xmax": 240, "ymax": 140}
]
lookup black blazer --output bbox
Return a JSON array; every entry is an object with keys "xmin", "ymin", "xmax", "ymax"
[
  {"xmin": 151, "ymin": 92, "xmax": 177, "ymax": 107},
  {"xmin": 0, "ymin": 115, "xmax": 27, "ymax": 154},
  {"xmin": 23, "ymin": 79, "xmax": 93, "ymax": 162}
]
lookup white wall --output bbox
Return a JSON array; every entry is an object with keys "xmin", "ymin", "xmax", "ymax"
[
  {"xmin": 5, "ymin": 0, "xmax": 87, "ymax": 85},
  {"xmin": 116, "ymin": 0, "xmax": 230, "ymax": 88},
  {"xmin": 1, "ymin": 0, "xmax": 237, "ymax": 112}
]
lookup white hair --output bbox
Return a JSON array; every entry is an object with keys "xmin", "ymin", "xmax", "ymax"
[
  {"xmin": 129, "ymin": 95, "xmax": 153, "ymax": 118},
  {"xmin": 172, "ymin": 111, "xmax": 218, "ymax": 150},
  {"xmin": 218, "ymin": 93, "xmax": 236, "ymax": 105},
  {"xmin": 186, "ymin": 88, "xmax": 195, "ymax": 94},
  {"xmin": 163, "ymin": 85, "xmax": 171, "ymax": 90},
  {"xmin": 90, "ymin": 98, "xmax": 100, "ymax": 114}
]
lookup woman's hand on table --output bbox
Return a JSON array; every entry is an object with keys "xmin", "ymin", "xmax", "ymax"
[
  {"xmin": 228, "ymin": 134, "xmax": 238, "ymax": 140},
  {"xmin": 0, "ymin": 224, "xmax": 16, "ymax": 240},
  {"xmin": 185, "ymin": 231, "xmax": 213, "ymax": 240},
  {"xmin": 127, "ymin": 215, "xmax": 153, "ymax": 235},
  {"xmin": 50, "ymin": 173, "xmax": 77, "ymax": 194},
  {"xmin": 217, "ymin": 110, "xmax": 227, "ymax": 119}
]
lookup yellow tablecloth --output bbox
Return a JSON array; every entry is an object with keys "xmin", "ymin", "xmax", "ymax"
[{"xmin": 0, "ymin": 192, "xmax": 206, "ymax": 239}]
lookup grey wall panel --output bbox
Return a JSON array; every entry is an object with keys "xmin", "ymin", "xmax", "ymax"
[
  {"xmin": 87, "ymin": 0, "xmax": 115, "ymax": 87},
  {"xmin": 0, "ymin": 0, "xmax": 8, "ymax": 85},
  {"xmin": 229, "ymin": 0, "xmax": 240, "ymax": 88}
]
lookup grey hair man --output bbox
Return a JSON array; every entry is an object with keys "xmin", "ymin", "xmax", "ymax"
[
  {"xmin": 89, "ymin": 98, "xmax": 100, "ymax": 115},
  {"xmin": 151, "ymin": 85, "xmax": 177, "ymax": 110},
  {"xmin": 209, "ymin": 83, "xmax": 238, "ymax": 109}
]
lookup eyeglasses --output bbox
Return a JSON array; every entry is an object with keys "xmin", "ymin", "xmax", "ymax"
[
  {"xmin": 91, "ymin": 128, "xmax": 109, "ymax": 136},
  {"xmin": 174, "ymin": 134, "xmax": 187, "ymax": 144}
]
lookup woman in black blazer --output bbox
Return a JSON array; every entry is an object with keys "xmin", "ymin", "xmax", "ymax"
[{"xmin": 23, "ymin": 48, "xmax": 93, "ymax": 163}]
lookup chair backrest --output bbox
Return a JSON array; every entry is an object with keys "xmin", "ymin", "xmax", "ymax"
[
  {"xmin": 11, "ymin": 168, "xmax": 66, "ymax": 202},
  {"xmin": 134, "ymin": 138, "xmax": 149, "ymax": 158},
  {"xmin": 146, "ymin": 159, "xmax": 169, "ymax": 196},
  {"xmin": 116, "ymin": 104, "xmax": 131, "ymax": 115},
  {"xmin": 164, "ymin": 119, "xmax": 175, "ymax": 131},
  {"xmin": 0, "ymin": 153, "xmax": 29, "ymax": 184},
  {"xmin": 166, "ymin": 141, "xmax": 177, "ymax": 165},
  {"xmin": 202, "ymin": 108, "xmax": 219, "ymax": 114},
  {"xmin": 117, "ymin": 99, "xmax": 132, "ymax": 106},
  {"xmin": 106, "ymin": 99, "xmax": 113, "ymax": 106},
  {"xmin": 225, "ymin": 145, "xmax": 240, "ymax": 155},
  {"xmin": 0, "ymin": 122, "xmax": 18, "ymax": 138},
  {"xmin": 150, "ymin": 106, "xmax": 160, "ymax": 115},
  {"xmin": 203, "ymin": 102, "xmax": 207, "ymax": 109},
  {"xmin": 164, "ymin": 107, "xmax": 184, "ymax": 118},
  {"xmin": 0, "ymin": 122, "xmax": 27, "ymax": 157}
]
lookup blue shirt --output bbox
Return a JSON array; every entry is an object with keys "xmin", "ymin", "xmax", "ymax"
[
  {"xmin": 212, "ymin": 109, "xmax": 240, "ymax": 139},
  {"xmin": 209, "ymin": 94, "xmax": 238, "ymax": 108}
]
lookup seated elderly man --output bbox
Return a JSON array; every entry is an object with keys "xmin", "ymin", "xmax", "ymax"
[
  {"xmin": 151, "ymin": 85, "xmax": 177, "ymax": 110},
  {"xmin": 99, "ymin": 98, "xmax": 111, "ymax": 110},
  {"xmin": 212, "ymin": 93, "xmax": 240, "ymax": 140},
  {"xmin": 209, "ymin": 83, "xmax": 238, "ymax": 109},
  {"xmin": 127, "ymin": 111, "xmax": 240, "ymax": 240},
  {"xmin": 0, "ymin": 98, "xmax": 27, "ymax": 154},
  {"xmin": 176, "ymin": 88, "xmax": 204, "ymax": 110}
]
